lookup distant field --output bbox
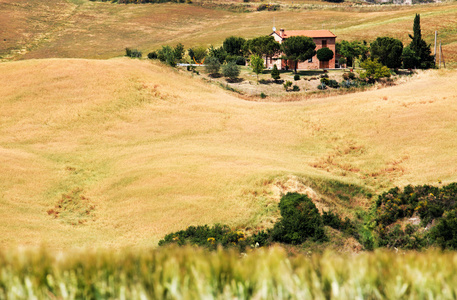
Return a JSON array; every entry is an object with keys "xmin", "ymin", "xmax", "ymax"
[
  {"xmin": 1, "ymin": 58, "xmax": 456, "ymax": 248},
  {"xmin": 1, "ymin": 0, "xmax": 457, "ymax": 65}
]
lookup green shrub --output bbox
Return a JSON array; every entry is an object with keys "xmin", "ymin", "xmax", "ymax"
[
  {"xmin": 376, "ymin": 224, "xmax": 424, "ymax": 250},
  {"xmin": 227, "ymin": 55, "xmax": 246, "ymax": 66},
  {"xmin": 157, "ymin": 45, "xmax": 176, "ymax": 67},
  {"xmin": 257, "ymin": 3, "xmax": 280, "ymax": 11},
  {"xmin": 292, "ymin": 85, "xmax": 300, "ymax": 91},
  {"xmin": 251, "ymin": 230, "xmax": 270, "ymax": 247},
  {"xmin": 271, "ymin": 65, "xmax": 280, "ymax": 81},
  {"xmin": 147, "ymin": 51, "xmax": 158, "ymax": 59},
  {"xmin": 294, "ymin": 74, "xmax": 300, "ymax": 81},
  {"xmin": 158, "ymin": 224, "xmax": 250, "ymax": 251},
  {"xmin": 125, "ymin": 47, "xmax": 132, "ymax": 57},
  {"xmin": 260, "ymin": 92, "xmax": 267, "ymax": 99},
  {"xmin": 283, "ymin": 80, "xmax": 292, "ymax": 91},
  {"xmin": 338, "ymin": 57, "xmax": 347, "ymax": 66},
  {"xmin": 322, "ymin": 211, "xmax": 343, "ymax": 229},
  {"xmin": 320, "ymin": 77, "xmax": 329, "ymax": 85},
  {"xmin": 222, "ymin": 61, "xmax": 240, "ymax": 81},
  {"xmin": 359, "ymin": 58, "xmax": 391, "ymax": 82},
  {"xmin": 317, "ymin": 83, "xmax": 327, "ymax": 90},
  {"xmin": 371, "ymin": 183, "xmax": 457, "ymax": 249},
  {"xmin": 322, "ymin": 211, "xmax": 359, "ymax": 239},
  {"xmin": 125, "ymin": 48, "xmax": 142, "ymax": 58},
  {"xmin": 271, "ymin": 193, "xmax": 327, "ymax": 245},
  {"xmin": 430, "ymin": 209, "xmax": 457, "ymax": 250},
  {"xmin": 328, "ymin": 79, "xmax": 339, "ymax": 88},
  {"xmin": 208, "ymin": 45, "xmax": 227, "ymax": 64},
  {"xmin": 188, "ymin": 46, "xmax": 207, "ymax": 64},
  {"xmin": 316, "ymin": 47, "xmax": 334, "ymax": 63},
  {"xmin": 340, "ymin": 80, "xmax": 351, "ymax": 88},
  {"xmin": 205, "ymin": 56, "xmax": 221, "ymax": 76}
]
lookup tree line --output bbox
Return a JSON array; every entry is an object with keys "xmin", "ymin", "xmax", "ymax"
[{"xmin": 127, "ymin": 14, "xmax": 434, "ymax": 83}]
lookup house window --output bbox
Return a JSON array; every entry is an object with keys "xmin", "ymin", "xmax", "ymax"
[
  {"xmin": 308, "ymin": 57, "xmax": 313, "ymax": 63},
  {"xmin": 322, "ymin": 40, "xmax": 327, "ymax": 48}
]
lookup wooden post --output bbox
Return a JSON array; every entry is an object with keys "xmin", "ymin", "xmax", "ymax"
[
  {"xmin": 434, "ymin": 31, "xmax": 437, "ymax": 64},
  {"xmin": 438, "ymin": 41, "xmax": 441, "ymax": 68},
  {"xmin": 441, "ymin": 42, "xmax": 446, "ymax": 68}
]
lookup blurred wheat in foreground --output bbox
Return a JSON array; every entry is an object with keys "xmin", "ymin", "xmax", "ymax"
[{"xmin": 1, "ymin": 247, "xmax": 457, "ymax": 299}]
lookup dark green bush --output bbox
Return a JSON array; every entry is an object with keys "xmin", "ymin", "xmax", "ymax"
[
  {"xmin": 157, "ymin": 45, "xmax": 176, "ymax": 67},
  {"xmin": 147, "ymin": 51, "xmax": 158, "ymax": 59},
  {"xmin": 125, "ymin": 48, "xmax": 142, "ymax": 58},
  {"xmin": 125, "ymin": 47, "xmax": 132, "ymax": 57},
  {"xmin": 205, "ymin": 56, "xmax": 221, "ymax": 76},
  {"xmin": 235, "ymin": 56, "xmax": 246, "ymax": 66},
  {"xmin": 226, "ymin": 55, "xmax": 246, "ymax": 66},
  {"xmin": 328, "ymin": 79, "xmax": 339, "ymax": 88},
  {"xmin": 430, "ymin": 209, "xmax": 457, "ymax": 250},
  {"xmin": 322, "ymin": 211, "xmax": 359, "ymax": 239},
  {"xmin": 317, "ymin": 83, "xmax": 327, "ymax": 90},
  {"xmin": 376, "ymin": 224, "xmax": 424, "ymax": 250},
  {"xmin": 257, "ymin": 3, "xmax": 280, "ymax": 11},
  {"xmin": 292, "ymin": 85, "xmax": 300, "ymax": 91},
  {"xmin": 320, "ymin": 77, "xmax": 330, "ymax": 85},
  {"xmin": 260, "ymin": 92, "xmax": 267, "ymax": 99},
  {"xmin": 222, "ymin": 61, "xmax": 240, "ymax": 81},
  {"xmin": 294, "ymin": 74, "xmax": 300, "ymax": 81},
  {"xmin": 271, "ymin": 65, "xmax": 280, "ymax": 81},
  {"xmin": 158, "ymin": 224, "xmax": 250, "ymax": 251},
  {"xmin": 322, "ymin": 211, "xmax": 342, "ymax": 229},
  {"xmin": 316, "ymin": 47, "xmax": 334, "ymax": 62},
  {"xmin": 371, "ymin": 183, "xmax": 457, "ymax": 249},
  {"xmin": 271, "ymin": 193, "xmax": 327, "ymax": 245},
  {"xmin": 251, "ymin": 230, "xmax": 270, "ymax": 247}
]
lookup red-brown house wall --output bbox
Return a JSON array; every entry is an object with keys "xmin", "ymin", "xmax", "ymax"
[
  {"xmin": 293, "ymin": 37, "xmax": 336, "ymax": 70},
  {"xmin": 267, "ymin": 35, "xmax": 337, "ymax": 70}
]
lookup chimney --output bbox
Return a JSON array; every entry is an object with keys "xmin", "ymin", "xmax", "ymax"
[{"xmin": 280, "ymin": 28, "xmax": 285, "ymax": 37}]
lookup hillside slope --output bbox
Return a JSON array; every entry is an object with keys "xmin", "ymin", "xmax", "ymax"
[
  {"xmin": 1, "ymin": 58, "xmax": 457, "ymax": 248},
  {"xmin": 1, "ymin": 0, "xmax": 457, "ymax": 65}
]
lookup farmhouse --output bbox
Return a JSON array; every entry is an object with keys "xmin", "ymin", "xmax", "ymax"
[{"xmin": 267, "ymin": 29, "xmax": 337, "ymax": 70}]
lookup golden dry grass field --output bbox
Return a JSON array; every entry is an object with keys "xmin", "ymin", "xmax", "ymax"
[
  {"xmin": 1, "ymin": 57, "xmax": 457, "ymax": 249},
  {"xmin": 1, "ymin": 0, "xmax": 457, "ymax": 249},
  {"xmin": 1, "ymin": 0, "xmax": 457, "ymax": 65}
]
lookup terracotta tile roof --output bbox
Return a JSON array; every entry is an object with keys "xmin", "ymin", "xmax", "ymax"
[{"xmin": 273, "ymin": 30, "xmax": 336, "ymax": 39}]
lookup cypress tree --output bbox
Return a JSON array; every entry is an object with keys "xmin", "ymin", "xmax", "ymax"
[
  {"xmin": 408, "ymin": 14, "xmax": 434, "ymax": 69},
  {"xmin": 271, "ymin": 64, "xmax": 280, "ymax": 81}
]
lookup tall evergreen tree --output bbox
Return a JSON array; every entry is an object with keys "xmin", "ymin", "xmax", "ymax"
[{"xmin": 408, "ymin": 14, "xmax": 434, "ymax": 69}]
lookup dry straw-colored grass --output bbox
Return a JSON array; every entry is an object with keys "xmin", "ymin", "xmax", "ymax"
[
  {"xmin": 1, "ymin": 0, "xmax": 457, "ymax": 66},
  {"xmin": 1, "ymin": 58, "xmax": 457, "ymax": 248}
]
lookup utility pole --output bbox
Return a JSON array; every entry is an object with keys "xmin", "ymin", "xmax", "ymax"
[
  {"xmin": 441, "ymin": 42, "xmax": 446, "ymax": 68},
  {"xmin": 438, "ymin": 40, "xmax": 441, "ymax": 68},
  {"xmin": 434, "ymin": 31, "xmax": 437, "ymax": 64}
]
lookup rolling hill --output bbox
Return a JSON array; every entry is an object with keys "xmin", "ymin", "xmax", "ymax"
[
  {"xmin": 1, "ymin": 0, "xmax": 457, "ymax": 65},
  {"xmin": 1, "ymin": 57, "xmax": 456, "ymax": 248}
]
